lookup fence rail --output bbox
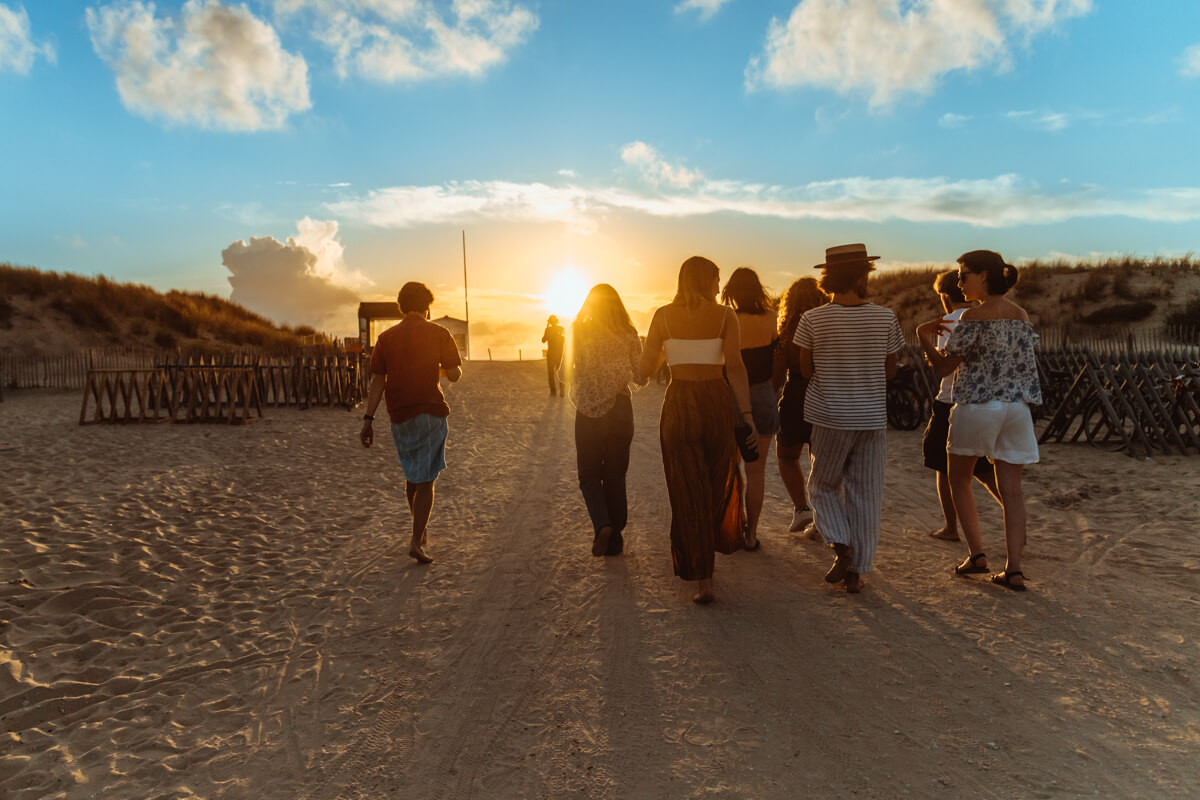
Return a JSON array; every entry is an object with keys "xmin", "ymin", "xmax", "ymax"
[{"xmin": 2, "ymin": 347, "xmax": 368, "ymax": 406}]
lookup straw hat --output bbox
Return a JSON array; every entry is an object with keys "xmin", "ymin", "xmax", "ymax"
[{"xmin": 813, "ymin": 243, "xmax": 881, "ymax": 270}]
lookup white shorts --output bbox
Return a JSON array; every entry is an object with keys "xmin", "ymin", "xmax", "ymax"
[{"xmin": 947, "ymin": 401, "xmax": 1039, "ymax": 465}]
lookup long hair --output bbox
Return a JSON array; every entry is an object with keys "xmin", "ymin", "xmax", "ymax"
[
  {"xmin": 777, "ymin": 276, "xmax": 829, "ymax": 338},
  {"xmin": 721, "ymin": 266, "xmax": 771, "ymax": 314},
  {"xmin": 934, "ymin": 270, "xmax": 966, "ymax": 304},
  {"xmin": 958, "ymin": 249, "xmax": 1018, "ymax": 295},
  {"xmin": 673, "ymin": 256, "xmax": 719, "ymax": 310},
  {"xmin": 573, "ymin": 283, "xmax": 636, "ymax": 339}
]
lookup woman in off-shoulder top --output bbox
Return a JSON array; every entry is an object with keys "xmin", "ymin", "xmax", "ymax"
[
  {"xmin": 918, "ymin": 250, "xmax": 1041, "ymax": 592},
  {"xmin": 639, "ymin": 256, "xmax": 756, "ymax": 604}
]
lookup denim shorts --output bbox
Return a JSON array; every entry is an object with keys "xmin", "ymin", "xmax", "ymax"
[
  {"xmin": 748, "ymin": 380, "xmax": 781, "ymax": 437},
  {"xmin": 391, "ymin": 413, "xmax": 449, "ymax": 483},
  {"xmin": 948, "ymin": 401, "xmax": 1038, "ymax": 465}
]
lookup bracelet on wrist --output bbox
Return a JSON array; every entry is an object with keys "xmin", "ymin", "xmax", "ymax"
[{"xmin": 362, "ymin": 414, "xmax": 374, "ymax": 421}]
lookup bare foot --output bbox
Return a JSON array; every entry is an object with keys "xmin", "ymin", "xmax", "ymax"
[
  {"xmin": 592, "ymin": 525, "xmax": 612, "ymax": 557},
  {"xmin": 928, "ymin": 527, "xmax": 960, "ymax": 541},
  {"xmin": 743, "ymin": 527, "xmax": 760, "ymax": 551},
  {"xmin": 409, "ymin": 543, "xmax": 433, "ymax": 564},
  {"xmin": 845, "ymin": 571, "xmax": 863, "ymax": 594},
  {"xmin": 693, "ymin": 578, "xmax": 715, "ymax": 604}
]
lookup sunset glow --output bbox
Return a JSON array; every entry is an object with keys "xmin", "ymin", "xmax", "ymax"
[{"xmin": 541, "ymin": 269, "xmax": 590, "ymax": 321}]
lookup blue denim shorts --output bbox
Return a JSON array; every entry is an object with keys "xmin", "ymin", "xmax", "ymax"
[{"xmin": 391, "ymin": 413, "xmax": 449, "ymax": 483}]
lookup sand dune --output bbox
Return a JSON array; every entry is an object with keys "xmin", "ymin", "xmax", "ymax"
[{"xmin": 1, "ymin": 361, "xmax": 1197, "ymax": 799}]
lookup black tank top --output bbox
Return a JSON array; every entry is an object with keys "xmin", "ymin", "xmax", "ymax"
[{"xmin": 740, "ymin": 340, "xmax": 777, "ymax": 384}]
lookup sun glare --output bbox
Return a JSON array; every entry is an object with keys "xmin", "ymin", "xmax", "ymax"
[{"xmin": 541, "ymin": 268, "xmax": 590, "ymax": 319}]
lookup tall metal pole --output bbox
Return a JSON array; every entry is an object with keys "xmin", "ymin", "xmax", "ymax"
[{"xmin": 462, "ymin": 230, "xmax": 470, "ymax": 360}]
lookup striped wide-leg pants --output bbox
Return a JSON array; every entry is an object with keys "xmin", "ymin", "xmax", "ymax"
[{"xmin": 808, "ymin": 425, "xmax": 887, "ymax": 573}]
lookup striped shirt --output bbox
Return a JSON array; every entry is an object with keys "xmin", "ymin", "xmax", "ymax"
[{"xmin": 793, "ymin": 302, "xmax": 904, "ymax": 430}]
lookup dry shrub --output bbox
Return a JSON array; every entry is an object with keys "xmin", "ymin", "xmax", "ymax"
[
  {"xmin": 1080, "ymin": 271, "xmax": 1108, "ymax": 302},
  {"xmin": 1111, "ymin": 264, "xmax": 1135, "ymax": 299},
  {"xmin": 1164, "ymin": 292, "xmax": 1200, "ymax": 332},
  {"xmin": 1080, "ymin": 300, "xmax": 1156, "ymax": 325},
  {"xmin": 1, "ymin": 263, "xmax": 326, "ymax": 351},
  {"xmin": 51, "ymin": 292, "xmax": 117, "ymax": 332}
]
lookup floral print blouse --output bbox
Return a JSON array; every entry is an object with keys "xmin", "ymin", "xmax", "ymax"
[
  {"xmin": 944, "ymin": 319, "xmax": 1042, "ymax": 405},
  {"xmin": 567, "ymin": 328, "xmax": 642, "ymax": 418}
]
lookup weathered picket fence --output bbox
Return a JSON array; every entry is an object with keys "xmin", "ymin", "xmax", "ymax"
[{"xmin": 71, "ymin": 349, "xmax": 367, "ymax": 424}]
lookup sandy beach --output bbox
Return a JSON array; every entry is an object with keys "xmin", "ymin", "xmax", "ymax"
[{"xmin": 1, "ymin": 360, "xmax": 1198, "ymax": 799}]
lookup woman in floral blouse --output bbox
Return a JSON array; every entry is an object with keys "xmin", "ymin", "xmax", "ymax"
[
  {"xmin": 562, "ymin": 284, "xmax": 645, "ymax": 557},
  {"xmin": 917, "ymin": 250, "xmax": 1041, "ymax": 591}
]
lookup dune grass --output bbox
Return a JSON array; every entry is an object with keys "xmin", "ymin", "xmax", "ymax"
[
  {"xmin": 0, "ymin": 263, "xmax": 325, "ymax": 351},
  {"xmin": 865, "ymin": 254, "xmax": 1199, "ymax": 336}
]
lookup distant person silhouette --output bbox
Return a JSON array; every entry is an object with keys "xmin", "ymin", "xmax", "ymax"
[
  {"xmin": 359, "ymin": 282, "xmax": 463, "ymax": 565},
  {"xmin": 542, "ymin": 315, "xmax": 566, "ymax": 396}
]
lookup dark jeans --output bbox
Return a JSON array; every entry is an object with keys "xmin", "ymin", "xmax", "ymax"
[
  {"xmin": 547, "ymin": 350, "xmax": 564, "ymax": 395},
  {"xmin": 575, "ymin": 394, "xmax": 634, "ymax": 540}
]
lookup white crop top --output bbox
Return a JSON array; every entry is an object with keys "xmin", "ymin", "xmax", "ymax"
[{"xmin": 662, "ymin": 308, "xmax": 727, "ymax": 366}]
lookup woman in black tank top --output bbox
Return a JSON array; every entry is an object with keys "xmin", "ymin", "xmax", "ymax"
[{"xmin": 722, "ymin": 268, "xmax": 781, "ymax": 550}]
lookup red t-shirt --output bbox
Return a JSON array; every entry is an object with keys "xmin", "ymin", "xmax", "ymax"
[{"xmin": 369, "ymin": 314, "xmax": 463, "ymax": 424}]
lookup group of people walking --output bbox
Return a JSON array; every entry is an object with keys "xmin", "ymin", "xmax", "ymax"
[{"xmin": 359, "ymin": 243, "xmax": 1041, "ymax": 603}]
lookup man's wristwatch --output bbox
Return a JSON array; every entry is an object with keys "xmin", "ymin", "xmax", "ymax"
[{"xmin": 362, "ymin": 414, "xmax": 374, "ymax": 421}]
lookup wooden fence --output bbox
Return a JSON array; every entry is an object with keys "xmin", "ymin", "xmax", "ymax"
[
  {"xmin": 1, "ymin": 351, "xmax": 93, "ymax": 389},
  {"xmin": 71, "ymin": 350, "xmax": 366, "ymax": 423},
  {"xmin": 895, "ymin": 340, "xmax": 1200, "ymax": 457},
  {"xmin": 1, "ymin": 347, "xmax": 367, "ymax": 408}
]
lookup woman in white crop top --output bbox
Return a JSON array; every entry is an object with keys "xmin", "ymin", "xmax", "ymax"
[{"xmin": 639, "ymin": 256, "xmax": 756, "ymax": 605}]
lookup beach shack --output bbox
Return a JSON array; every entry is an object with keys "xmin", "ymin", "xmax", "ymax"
[{"xmin": 356, "ymin": 302, "xmax": 468, "ymax": 359}]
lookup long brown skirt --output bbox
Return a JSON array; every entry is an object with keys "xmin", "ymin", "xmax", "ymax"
[{"xmin": 660, "ymin": 378, "xmax": 745, "ymax": 580}]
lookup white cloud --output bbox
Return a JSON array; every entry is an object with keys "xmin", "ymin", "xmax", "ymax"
[
  {"xmin": 620, "ymin": 141, "xmax": 704, "ymax": 188},
  {"xmin": 329, "ymin": 181, "xmax": 599, "ymax": 232},
  {"xmin": 1005, "ymin": 109, "xmax": 1070, "ymax": 131},
  {"xmin": 273, "ymin": 0, "xmax": 537, "ymax": 82},
  {"xmin": 327, "ymin": 171, "xmax": 1200, "ymax": 232},
  {"xmin": 1181, "ymin": 43, "xmax": 1200, "ymax": 78},
  {"xmin": 292, "ymin": 216, "xmax": 370, "ymax": 288},
  {"xmin": 87, "ymin": 0, "xmax": 310, "ymax": 131},
  {"xmin": 746, "ymin": 0, "xmax": 1093, "ymax": 109},
  {"xmin": 0, "ymin": 3, "xmax": 55, "ymax": 74},
  {"xmin": 939, "ymin": 113, "xmax": 970, "ymax": 128},
  {"xmin": 674, "ymin": 0, "xmax": 732, "ymax": 22},
  {"xmin": 222, "ymin": 220, "xmax": 362, "ymax": 329}
]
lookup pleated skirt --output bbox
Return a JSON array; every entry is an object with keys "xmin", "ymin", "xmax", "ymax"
[{"xmin": 660, "ymin": 378, "xmax": 745, "ymax": 580}]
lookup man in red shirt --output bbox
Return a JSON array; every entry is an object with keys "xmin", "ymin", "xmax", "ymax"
[{"xmin": 359, "ymin": 282, "xmax": 463, "ymax": 564}]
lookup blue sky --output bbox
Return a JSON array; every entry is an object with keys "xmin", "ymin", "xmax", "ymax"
[{"xmin": 2, "ymin": 0, "xmax": 1199, "ymax": 356}]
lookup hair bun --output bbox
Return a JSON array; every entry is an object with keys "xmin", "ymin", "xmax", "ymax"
[{"xmin": 1003, "ymin": 263, "xmax": 1018, "ymax": 288}]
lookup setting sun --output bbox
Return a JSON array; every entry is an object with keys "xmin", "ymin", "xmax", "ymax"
[{"xmin": 541, "ymin": 268, "xmax": 590, "ymax": 319}]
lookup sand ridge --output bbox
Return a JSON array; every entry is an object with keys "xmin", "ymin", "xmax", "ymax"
[{"xmin": 1, "ymin": 360, "xmax": 1197, "ymax": 799}]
